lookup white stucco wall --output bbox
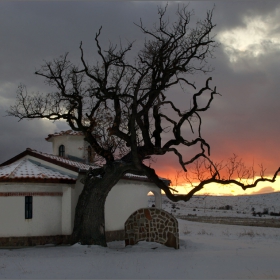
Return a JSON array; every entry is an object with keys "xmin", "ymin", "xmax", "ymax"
[
  {"xmin": 0, "ymin": 183, "xmax": 70, "ymax": 237},
  {"xmin": 0, "ymin": 177, "xmax": 163, "ymax": 238},
  {"xmin": 0, "ymin": 182, "xmax": 62, "ymax": 193},
  {"xmin": 0, "ymin": 195, "xmax": 62, "ymax": 237},
  {"xmin": 49, "ymin": 135, "xmax": 88, "ymax": 159},
  {"xmin": 104, "ymin": 179, "xmax": 162, "ymax": 231},
  {"xmin": 71, "ymin": 175, "xmax": 85, "ymax": 229},
  {"xmin": 61, "ymin": 186, "xmax": 72, "ymax": 235}
]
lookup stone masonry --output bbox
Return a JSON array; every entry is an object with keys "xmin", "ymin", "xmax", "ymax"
[
  {"xmin": 0, "ymin": 235, "xmax": 71, "ymax": 247},
  {"xmin": 124, "ymin": 208, "xmax": 179, "ymax": 249}
]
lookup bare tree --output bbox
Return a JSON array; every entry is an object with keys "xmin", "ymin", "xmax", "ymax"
[
  {"xmin": 182, "ymin": 154, "xmax": 278, "ymax": 193},
  {"xmin": 8, "ymin": 5, "xmax": 280, "ymax": 246}
]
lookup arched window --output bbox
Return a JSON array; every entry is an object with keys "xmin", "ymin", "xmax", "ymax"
[
  {"xmin": 147, "ymin": 191, "xmax": 156, "ymax": 207},
  {"xmin": 58, "ymin": 145, "xmax": 65, "ymax": 157},
  {"xmin": 147, "ymin": 190, "xmax": 162, "ymax": 208}
]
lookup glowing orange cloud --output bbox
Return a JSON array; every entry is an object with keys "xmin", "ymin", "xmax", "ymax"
[{"xmin": 151, "ymin": 151, "xmax": 280, "ymax": 196}]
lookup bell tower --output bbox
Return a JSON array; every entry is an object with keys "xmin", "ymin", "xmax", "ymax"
[{"xmin": 45, "ymin": 130, "xmax": 95, "ymax": 163}]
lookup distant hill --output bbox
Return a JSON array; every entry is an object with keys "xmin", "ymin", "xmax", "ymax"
[{"xmin": 159, "ymin": 192, "xmax": 280, "ymax": 219}]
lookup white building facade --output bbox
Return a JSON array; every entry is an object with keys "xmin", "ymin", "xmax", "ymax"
[{"xmin": 0, "ymin": 131, "xmax": 168, "ymax": 246}]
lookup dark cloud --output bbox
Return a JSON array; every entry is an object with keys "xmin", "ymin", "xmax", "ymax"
[{"xmin": 1, "ymin": 1, "xmax": 280, "ymax": 189}]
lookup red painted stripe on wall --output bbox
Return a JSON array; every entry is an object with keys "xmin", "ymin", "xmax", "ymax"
[{"xmin": 0, "ymin": 192, "xmax": 63, "ymax": 196}]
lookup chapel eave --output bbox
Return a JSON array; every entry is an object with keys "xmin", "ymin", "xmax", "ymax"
[
  {"xmin": 0, "ymin": 149, "xmax": 91, "ymax": 173},
  {"xmin": 0, "ymin": 178, "xmax": 76, "ymax": 184}
]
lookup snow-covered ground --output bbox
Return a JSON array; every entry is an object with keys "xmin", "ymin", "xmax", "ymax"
[
  {"xmin": 161, "ymin": 192, "xmax": 280, "ymax": 218},
  {"xmin": 1, "ymin": 193, "xmax": 280, "ymax": 279}
]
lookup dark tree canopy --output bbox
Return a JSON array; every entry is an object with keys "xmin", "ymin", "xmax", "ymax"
[
  {"xmin": 8, "ymin": 5, "xmax": 280, "ymax": 246},
  {"xmin": 10, "ymin": 6, "xmax": 218, "ymax": 179}
]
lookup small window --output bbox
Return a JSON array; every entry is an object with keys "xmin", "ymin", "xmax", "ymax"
[
  {"xmin": 25, "ymin": 196, "xmax": 32, "ymax": 219},
  {"xmin": 58, "ymin": 145, "xmax": 65, "ymax": 157}
]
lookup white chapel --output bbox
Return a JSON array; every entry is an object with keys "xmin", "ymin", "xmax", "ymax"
[{"xmin": 0, "ymin": 131, "xmax": 168, "ymax": 246}]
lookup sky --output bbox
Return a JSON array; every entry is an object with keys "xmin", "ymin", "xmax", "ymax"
[{"xmin": 0, "ymin": 1, "xmax": 280, "ymax": 195}]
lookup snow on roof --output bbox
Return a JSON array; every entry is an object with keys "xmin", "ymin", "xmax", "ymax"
[
  {"xmin": 0, "ymin": 149, "xmax": 170, "ymax": 184},
  {"xmin": 45, "ymin": 130, "xmax": 84, "ymax": 141},
  {"xmin": 27, "ymin": 149, "xmax": 94, "ymax": 171},
  {"xmin": 123, "ymin": 173, "xmax": 170, "ymax": 184},
  {"xmin": 0, "ymin": 158, "xmax": 76, "ymax": 182},
  {"xmin": 23, "ymin": 150, "xmax": 170, "ymax": 183}
]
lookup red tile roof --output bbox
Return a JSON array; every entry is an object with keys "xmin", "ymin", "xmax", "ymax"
[
  {"xmin": 0, "ymin": 149, "xmax": 170, "ymax": 185},
  {"xmin": 27, "ymin": 149, "xmax": 93, "ymax": 171},
  {"xmin": 45, "ymin": 130, "xmax": 84, "ymax": 141},
  {"xmin": 0, "ymin": 148, "xmax": 94, "ymax": 173},
  {"xmin": 0, "ymin": 158, "xmax": 76, "ymax": 183}
]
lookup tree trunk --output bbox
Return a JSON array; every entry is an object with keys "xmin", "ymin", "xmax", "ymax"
[
  {"xmin": 72, "ymin": 181, "xmax": 108, "ymax": 246},
  {"xmin": 71, "ymin": 162, "xmax": 136, "ymax": 246}
]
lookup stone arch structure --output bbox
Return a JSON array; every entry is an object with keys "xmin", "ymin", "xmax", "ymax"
[{"xmin": 124, "ymin": 208, "xmax": 179, "ymax": 249}]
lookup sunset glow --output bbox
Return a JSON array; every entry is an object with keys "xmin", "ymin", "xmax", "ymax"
[
  {"xmin": 169, "ymin": 180, "xmax": 280, "ymax": 196},
  {"xmin": 157, "ymin": 168, "xmax": 280, "ymax": 196}
]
